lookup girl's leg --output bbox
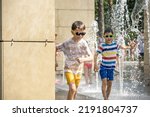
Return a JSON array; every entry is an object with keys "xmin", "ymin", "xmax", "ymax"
[
  {"xmin": 84, "ymin": 65, "xmax": 89, "ymax": 85},
  {"xmin": 88, "ymin": 68, "xmax": 92, "ymax": 84},
  {"xmin": 65, "ymin": 72, "xmax": 77, "ymax": 100}
]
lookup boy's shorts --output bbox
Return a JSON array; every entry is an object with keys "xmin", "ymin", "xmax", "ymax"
[
  {"xmin": 65, "ymin": 72, "xmax": 81, "ymax": 86},
  {"xmin": 99, "ymin": 68, "xmax": 114, "ymax": 80},
  {"xmin": 138, "ymin": 53, "xmax": 144, "ymax": 60}
]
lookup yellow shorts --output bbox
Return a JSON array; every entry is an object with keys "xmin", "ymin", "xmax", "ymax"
[{"xmin": 65, "ymin": 72, "xmax": 81, "ymax": 86}]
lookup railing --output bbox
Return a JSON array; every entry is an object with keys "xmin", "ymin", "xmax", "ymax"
[{"xmin": 0, "ymin": 39, "xmax": 55, "ymax": 46}]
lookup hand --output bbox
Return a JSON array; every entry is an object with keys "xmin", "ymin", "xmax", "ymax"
[
  {"xmin": 55, "ymin": 62, "xmax": 58, "ymax": 71},
  {"xmin": 94, "ymin": 65, "xmax": 99, "ymax": 72},
  {"xmin": 76, "ymin": 58, "xmax": 81, "ymax": 63},
  {"xmin": 55, "ymin": 62, "xmax": 58, "ymax": 67}
]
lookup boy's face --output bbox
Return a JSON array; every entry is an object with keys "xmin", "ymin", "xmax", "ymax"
[
  {"xmin": 72, "ymin": 28, "xmax": 86, "ymax": 40},
  {"xmin": 104, "ymin": 32, "xmax": 113, "ymax": 44}
]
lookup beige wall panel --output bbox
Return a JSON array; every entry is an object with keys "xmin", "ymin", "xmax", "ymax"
[
  {"xmin": 56, "ymin": 0, "xmax": 94, "ymax": 10},
  {"xmin": 3, "ymin": 43, "xmax": 55, "ymax": 99},
  {"xmin": 3, "ymin": 0, "xmax": 55, "ymax": 41},
  {"xmin": 55, "ymin": 27, "xmax": 71, "ymax": 43},
  {"xmin": 56, "ymin": 10, "xmax": 94, "ymax": 27}
]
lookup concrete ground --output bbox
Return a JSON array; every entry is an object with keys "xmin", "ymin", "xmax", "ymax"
[{"xmin": 55, "ymin": 61, "xmax": 150, "ymax": 100}]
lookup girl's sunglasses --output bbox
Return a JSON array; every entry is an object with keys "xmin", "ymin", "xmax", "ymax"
[
  {"xmin": 76, "ymin": 32, "xmax": 86, "ymax": 36},
  {"xmin": 105, "ymin": 35, "xmax": 113, "ymax": 38}
]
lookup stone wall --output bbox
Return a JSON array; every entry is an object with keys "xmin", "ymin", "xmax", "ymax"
[{"xmin": 1, "ymin": 0, "xmax": 55, "ymax": 99}]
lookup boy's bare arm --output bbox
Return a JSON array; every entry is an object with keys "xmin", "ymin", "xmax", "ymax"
[
  {"xmin": 120, "ymin": 45, "xmax": 130, "ymax": 50},
  {"xmin": 56, "ymin": 46, "xmax": 59, "ymax": 52},
  {"xmin": 94, "ymin": 52, "xmax": 98, "ymax": 65},
  {"xmin": 94, "ymin": 52, "xmax": 99, "ymax": 72},
  {"xmin": 76, "ymin": 54, "xmax": 93, "ymax": 63},
  {"xmin": 76, "ymin": 45, "xmax": 93, "ymax": 63}
]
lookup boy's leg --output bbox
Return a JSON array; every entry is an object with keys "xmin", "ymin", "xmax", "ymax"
[
  {"xmin": 106, "ymin": 69, "xmax": 114, "ymax": 99},
  {"xmin": 74, "ymin": 74, "xmax": 81, "ymax": 99},
  {"xmin": 65, "ymin": 72, "xmax": 77, "ymax": 100},
  {"xmin": 67, "ymin": 83, "xmax": 77, "ymax": 100},
  {"xmin": 107, "ymin": 80, "xmax": 112, "ymax": 99},
  {"xmin": 139, "ymin": 53, "xmax": 144, "ymax": 67},
  {"xmin": 102, "ymin": 78, "xmax": 108, "ymax": 100},
  {"xmin": 100, "ymin": 68, "xmax": 108, "ymax": 100}
]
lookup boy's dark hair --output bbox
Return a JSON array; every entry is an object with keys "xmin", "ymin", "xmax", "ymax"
[
  {"xmin": 104, "ymin": 27, "xmax": 114, "ymax": 34},
  {"xmin": 71, "ymin": 21, "xmax": 86, "ymax": 30}
]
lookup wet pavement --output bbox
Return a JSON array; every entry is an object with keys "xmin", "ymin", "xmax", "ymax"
[{"xmin": 55, "ymin": 61, "xmax": 150, "ymax": 100}]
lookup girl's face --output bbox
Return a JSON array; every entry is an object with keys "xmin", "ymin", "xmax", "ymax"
[{"xmin": 104, "ymin": 32, "xmax": 113, "ymax": 44}]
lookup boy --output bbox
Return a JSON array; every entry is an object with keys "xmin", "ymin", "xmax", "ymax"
[
  {"xmin": 94, "ymin": 28, "xmax": 121, "ymax": 100},
  {"xmin": 56, "ymin": 21, "xmax": 93, "ymax": 100}
]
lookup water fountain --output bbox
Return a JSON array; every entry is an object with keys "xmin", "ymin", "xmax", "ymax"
[
  {"xmin": 111, "ymin": 0, "xmax": 128, "ymax": 94},
  {"xmin": 86, "ymin": 20, "xmax": 99, "ymax": 90},
  {"xmin": 111, "ymin": 0, "xmax": 150, "ymax": 99},
  {"xmin": 131, "ymin": 0, "xmax": 145, "ymax": 32}
]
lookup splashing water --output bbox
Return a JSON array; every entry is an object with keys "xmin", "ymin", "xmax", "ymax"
[
  {"xmin": 87, "ymin": 20, "xmax": 99, "ymax": 49},
  {"xmin": 111, "ymin": 0, "xmax": 129, "ymax": 32},
  {"xmin": 86, "ymin": 20, "xmax": 99, "ymax": 90},
  {"xmin": 131, "ymin": 0, "xmax": 145, "ymax": 31},
  {"xmin": 108, "ymin": 0, "xmax": 148, "ymax": 98}
]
